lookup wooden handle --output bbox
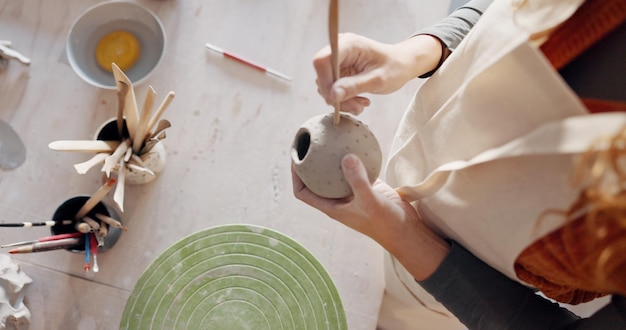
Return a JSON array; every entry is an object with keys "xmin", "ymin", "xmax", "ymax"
[
  {"xmin": 112, "ymin": 63, "xmax": 139, "ymax": 143},
  {"xmin": 329, "ymin": 0, "xmax": 340, "ymax": 125},
  {"xmin": 48, "ymin": 140, "xmax": 120, "ymax": 153}
]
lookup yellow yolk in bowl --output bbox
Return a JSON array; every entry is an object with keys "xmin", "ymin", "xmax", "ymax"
[{"xmin": 95, "ymin": 30, "xmax": 141, "ymax": 72}]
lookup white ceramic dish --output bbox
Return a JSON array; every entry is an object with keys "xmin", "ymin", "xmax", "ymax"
[{"xmin": 66, "ymin": 1, "xmax": 166, "ymax": 89}]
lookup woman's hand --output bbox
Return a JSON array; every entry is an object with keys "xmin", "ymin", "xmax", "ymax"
[
  {"xmin": 291, "ymin": 153, "xmax": 450, "ymax": 280},
  {"xmin": 313, "ymin": 33, "xmax": 443, "ymax": 115}
]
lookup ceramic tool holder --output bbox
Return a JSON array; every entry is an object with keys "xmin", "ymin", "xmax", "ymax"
[
  {"xmin": 95, "ymin": 117, "xmax": 166, "ymax": 185},
  {"xmin": 50, "ymin": 196, "xmax": 122, "ymax": 253}
]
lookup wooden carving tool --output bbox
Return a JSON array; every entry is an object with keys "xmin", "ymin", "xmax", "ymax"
[
  {"xmin": 145, "ymin": 91, "xmax": 175, "ymax": 139},
  {"xmin": 329, "ymin": 0, "xmax": 341, "ymax": 125},
  {"xmin": 116, "ymin": 80, "xmax": 129, "ymax": 139},
  {"xmin": 48, "ymin": 140, "xmax": 120, "ymax": 153},
  {"xmin": 102, "ymin": 139, "xmax": 130, "ymax": 177},
  {"xmin": 73, "ymin": 153, "xmax": 109, "ymax": 174},
  {"xmin": 75, "ymin": 178, "xmax": 116, "ymax": 219},
  {"xmin": 114, "ymin": 156, "xmax": 126, "ymax": 212},
  {"xmin": 133, "ymin": 86, "xmax": 156, "ymax": 153},
  {"xmin": 112, "ymin": 63, "xmax": 139, "ymax": 143}
]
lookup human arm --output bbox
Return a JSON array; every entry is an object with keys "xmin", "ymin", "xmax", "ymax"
[
  {"xmin": 313, "ymin": 33, "xmax": 444, "ymax": 115},
  {"xmin": 313, "ymin": 0, "xmax": 492, "ymax": 114},
  {"xmin": 291, "ymin": 153, "xmax": 626, "ymax": 329},
  {"xmin": 420, "ymin": 241, "xmax": 626, "ymax": 329},
  {"xmin": 416, "ymin": 0, "xmax": 492, "ymax": 77},
  {"xmin": 291, "ymin": 153, "xmax": 449, "ymax": 280}
]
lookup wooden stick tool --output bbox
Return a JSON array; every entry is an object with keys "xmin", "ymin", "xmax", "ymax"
[{"xmin": 329, "ymin": 0, "xmax": 341, "ymax": 126}]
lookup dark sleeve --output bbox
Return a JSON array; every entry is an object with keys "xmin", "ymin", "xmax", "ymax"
[
  {"xmin": 569, "ymin": 296, "xmax": 626, "ymax": 330},
  {"xmin": 415, "ymin": 0, "xmax": 493, "ymax": 78},
  {"xmin": 418, "ymin": 241, "xmax": 626, "ymax": 329},
  {"xmin": 416, "ymin": 0, "xmax": 492, "ymax": 51}
]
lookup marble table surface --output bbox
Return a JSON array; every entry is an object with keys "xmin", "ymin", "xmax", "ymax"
[{"xmin": 0, "ymin": 0, "xmax": 450, "ymax": 328}]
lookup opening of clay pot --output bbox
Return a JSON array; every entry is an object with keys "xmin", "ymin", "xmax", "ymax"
[
  {"xmin": 294, "ymin": 130, "xmax": 311, "ymax": 162},
  {"xmin": 94, "ymin": 117, "xmax": 166, "ymax": 185},
  {"xmin": 50, "ymin": 196, "xmax": 123, "ymax": 253},
  {"xmin": 95, "ymin": 118, "xmax": 129, "ymax": 141}
]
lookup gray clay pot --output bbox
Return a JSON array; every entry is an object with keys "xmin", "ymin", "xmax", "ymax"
[{"xmin": 291, "ymin": 113, "xmax": 382, "ymax": 198}]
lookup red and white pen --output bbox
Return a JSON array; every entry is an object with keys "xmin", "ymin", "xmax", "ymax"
[{"xmin": 204, "ymin": 42, "xmax": 292, "ymax": 82}]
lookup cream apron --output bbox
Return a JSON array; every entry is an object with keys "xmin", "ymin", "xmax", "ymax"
[{"xmin": 378, "ymin": 0, "xmax": 626, "ymax": 328}]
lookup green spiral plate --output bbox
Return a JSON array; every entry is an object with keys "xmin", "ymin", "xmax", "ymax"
[{"xmin": 120, "ymin": 224, "xmax": 347, "ymax": 329}]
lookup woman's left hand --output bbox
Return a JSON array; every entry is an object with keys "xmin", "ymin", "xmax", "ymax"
[{"xmin": 292, "ymin": 153, "xmax": 449, "ymax": 281}]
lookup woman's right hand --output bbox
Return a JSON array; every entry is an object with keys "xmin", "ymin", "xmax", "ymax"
[{"xmin": 313, "ymin": 32, "xmax": 443, "ymax": 115}]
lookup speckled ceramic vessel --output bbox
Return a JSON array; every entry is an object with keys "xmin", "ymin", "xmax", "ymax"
[
  {"xmin": 95, "ymin": 118, "xmax": 165, "ymax": 185},
  {"xmin": 125, "ymin": 141, "xmax": 165, "ymax": 184},
  {"xmin": 291, "ymin": 113, "xmax": 382, "ymax": 198}
]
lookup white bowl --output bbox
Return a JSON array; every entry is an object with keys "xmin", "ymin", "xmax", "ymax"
[{"xmin": 66, "ymin": 1, "xmax": 166, "ymax": 89}]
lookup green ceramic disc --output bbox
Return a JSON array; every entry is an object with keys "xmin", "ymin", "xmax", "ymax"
[{"xmin": 120, "ymin": 224, "xmax": 347, "ymax": 329}]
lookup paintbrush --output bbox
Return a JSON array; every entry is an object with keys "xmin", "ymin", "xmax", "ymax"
[
  {"xmin": 90, "ymin": 233, "xmax": 99, "ymax": 273},
  {"xmin": 0, "ymin": 219, "xmax": 72, "ymax": 228},
  {"xmin": 1, "ymin": 232, "xmax": 82, "ymax": 248},
  {"xmin": 8, "ymin": 238, "xmax": 81, "ymax": 254},
  {"xmin": 84, "ymin": 234, "xmax": 91, "ymax": 272}
]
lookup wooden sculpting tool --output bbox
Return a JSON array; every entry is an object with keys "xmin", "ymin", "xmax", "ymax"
[
  {"xmin": 329, "ymin": 0, "xmax": 341, "ymax": 125},
  {"xmin": 82, "ymin": 216, "xmax": 100, "ymax": 231},
  {"xmin": 0, "ymin": 42, "xmax": 31, "ymax": 65},
  {"xmin": 112, "ymin": 63, "xmax": 139, "ymax": 143},
  {"xmin": 114, "ymin": 157, "xmax": 126, "ymax": 212},
  {"xmin": 116, "ymin": 80, "xmax": 129, "ymax": 139},
  {"xmin": 0, "ymin": 219, "xmax": 72, "ymax": 228},
  {"xmin": 103, "ymin": 139, "xmax": 130, "ymax": 177},
  {"xmin": 146, "ymin": 119, "xmax": 171, "ymax": 141},
  {"xmin": 75, "ymin": 178, "xmax": 116, "ymax": 219},
  {"xmin": 48, "ymin": 140, "xmax": 120, "ymax": 153},
  {"xmin": 145, "ymin": 93, "xmax": 175, "ymax": 139},
  {"xmin": 140, "ymin": 131, "xmax": 165, "ymax": 155},
  {"xmin": 133, "ymin": 86, "xmax": 156, "ymax": 153},
  {"xmin": 73, "ymin": 153, "xmax": 109, "ymax": 174},
  {"xmin": 8, "ymin": 238, "xmax": 80, "ymax": 254},
  {"xmin": 95, "ymin": 213, "xmax": 127, "ymax": 231},
  {"xmin": 75, "ymin": 222, "xmax": 92, "ymax": 234},
  {"xmin": 1, "ymin": 232, "xmax": 82, "ymax": 248},
  {"xmin": 124, "ymin": 147, "xmax": 133, "ymax": 163}
]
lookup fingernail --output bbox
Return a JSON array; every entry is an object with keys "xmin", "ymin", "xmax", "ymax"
[
  {"xmin": 342, "ymin": 154, "xmax": 358, "ymax": 169},
  {"xmin": 333, "ymin": 87, "xmax": 345, "ymax": 101}
]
